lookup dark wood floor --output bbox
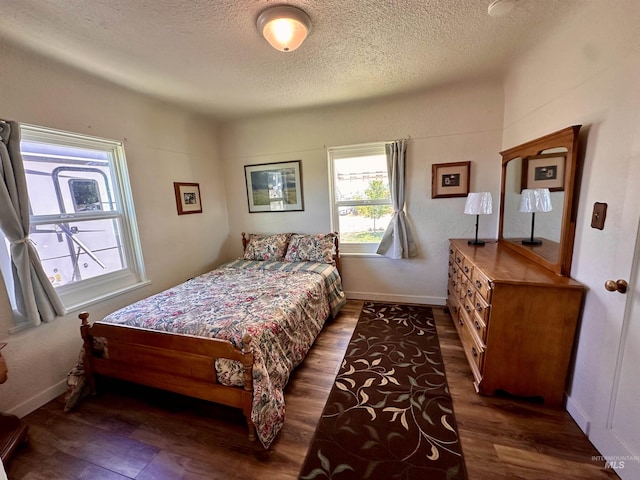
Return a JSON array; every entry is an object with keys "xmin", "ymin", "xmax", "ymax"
[{"xmin": 5, "ymin": 300, "xmax": 618, "ymax": 479}]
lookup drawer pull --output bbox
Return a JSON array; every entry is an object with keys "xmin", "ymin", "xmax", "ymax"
[
  {"xmin": 474, "ymin": 320, "xmax": 481, "ymax": 331},
  {"xmin": 471, "ymin": 347, "xmax": 478, "ymax": 357},
  {"xmin": 453, "ymin": 266, "xmax": 458, "ymax": 273},
  {"xmin": 467, "ymin": 289, "xmax": 473, "ymax": 297},
  {"xmin": 449, "ymin": 249, "xmax": 454, "ymax": 255},
  {"xmin": 464, "ymin": 265, "xmax": 470, "ymax": 273},
  {"xmin": 456, "ymin": 256, "xmax": 462, "ymax": 264},
  {"xmin": 476, "ymin": 304, "xmax": 483, "ymax": 312},
  {"xmin": 465, "ymin": 305, "xmax": 471, "ymax": 313},
  {"xmin": 475, "ymin": 280, "xmax": 483, "ymax": 289},
  {"xmin": 458, "ymin": 318, "xmax": 463, "ymax": 326}
]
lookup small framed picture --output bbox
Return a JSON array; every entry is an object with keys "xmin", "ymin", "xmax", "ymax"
[
  {"xmin": 521, "ymin": 154, "xmax": 565, "ymax": 192},
  {"xmin": 432, "ymin": 161, "xmax": 471, "ymax": 198},
  {"xmin": 244, "ymin": 160, "xmax": 304, "ymax": 213},
  {"xmin": 174, "ymin": 182, "xmax": 202, "ymax": 215}
]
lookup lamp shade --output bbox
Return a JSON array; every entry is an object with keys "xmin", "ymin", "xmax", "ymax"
[
  {"xmin": 257, "ymin": 6, "xmax": 311, "ymax": 52},
  {"xmin": 464, "ymin": 192, "xmax": 493, "ymax": 215},
  {"xmin": 519, "ymin": 188, "xmax": 552, "ymax": 213}
]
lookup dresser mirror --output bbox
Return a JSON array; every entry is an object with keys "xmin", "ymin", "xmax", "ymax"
[{"xmin": 498, "ymin": 125, "xmax": 581, "ymax": 276}]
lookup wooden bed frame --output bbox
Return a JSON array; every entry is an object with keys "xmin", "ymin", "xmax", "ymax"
[{"xmin": 78, "ymin": 232, "xmax": 341, "ymax": 442}]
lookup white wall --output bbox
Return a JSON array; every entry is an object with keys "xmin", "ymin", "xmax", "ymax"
[
  {"xmin": 0, "ymin": 40, "xmax": 230, "ymax": 415},
  {"xmin": 501, "ymin": 0, "xmax": 640, "ymax": 431},
  {"xmin": 220, "ymin": 82, "xmax": 504, "ymax": 304}
]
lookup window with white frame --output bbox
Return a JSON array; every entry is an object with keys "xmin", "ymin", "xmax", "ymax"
[
  {"xmin": 0, "ymin": 124, "xmax": 147, "ymax": 326},
  {"xmin": 328, "ymin": 143, "xmax": 392, "ymax": 254}
]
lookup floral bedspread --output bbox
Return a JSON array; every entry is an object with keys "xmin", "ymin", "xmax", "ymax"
[{"xmin": 69, "ymin": 261, "xmax": 345, "ymax": 448}]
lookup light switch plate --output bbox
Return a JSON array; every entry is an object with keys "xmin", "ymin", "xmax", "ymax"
[{"xmin": 591, "ymin": 202, "xmax": 607, "ymax": 230}]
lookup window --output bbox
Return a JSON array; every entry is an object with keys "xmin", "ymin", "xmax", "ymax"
[
  {"xmin": 328, "ymin": 143, "xmax": 392, "ymax": 254},
  {"xmin": 0, "ymin": 124, "xmax": 147, "ymax": 327}
]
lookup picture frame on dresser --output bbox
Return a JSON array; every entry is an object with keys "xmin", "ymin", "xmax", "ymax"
[{"xmin": 431, "ymin": 161, "xmax": 470, "ymax": 198}]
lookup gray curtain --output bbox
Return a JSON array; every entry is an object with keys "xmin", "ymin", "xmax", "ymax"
[
  {"xmin": 0, "ymin": 120, "xmax": 65, "ymax": 326},
  {"xmin": 376, "ymin": 139, "xmax": 418, "ymax": 259}
]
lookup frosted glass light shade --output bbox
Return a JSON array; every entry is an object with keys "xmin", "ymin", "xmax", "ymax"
[
  {"xmin": 488, "ymin": 0, "xmax": 516, "ymax": 17},
  {"xmin": 257, "ymin": 6, "xmax": 311, "ymax": 52},
  {"xmin": 464, "ymin": 192, "xmax": 493, "ymax": 215},
  {"xmin": 519, "ymin": 188, "xmax": 552, "ymax": 213}
]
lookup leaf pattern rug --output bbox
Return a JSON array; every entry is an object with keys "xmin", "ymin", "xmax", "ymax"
[{"xmin": 299, "ymin": 302, "xmax": 467, "ymax": 480}]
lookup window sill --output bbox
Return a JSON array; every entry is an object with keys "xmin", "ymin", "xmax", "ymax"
[
  {"xmin": 339, "ymin": 252, "xmax": 385, "ymax": 258},
  {"xmin": 8, "ymin": 280, "xmax": 151, "ymax": 334},
  {"xmin": 63, "ymin": 279, "xmax": 151, "ymax": 314}
]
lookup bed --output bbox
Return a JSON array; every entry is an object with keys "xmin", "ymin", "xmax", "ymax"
[{"xmin": 67, "ymin": 232, "xmax": 346, "ymax": 448}]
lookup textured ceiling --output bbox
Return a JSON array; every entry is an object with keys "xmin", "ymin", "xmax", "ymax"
[{"xmin": 0, "ymin": 0, "xmax": 589, "ymax": 120}]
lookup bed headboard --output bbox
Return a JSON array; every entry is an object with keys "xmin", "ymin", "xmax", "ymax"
[{"xmin": 241, "ymin": 232, "xmax": 342, "ymax": 276}]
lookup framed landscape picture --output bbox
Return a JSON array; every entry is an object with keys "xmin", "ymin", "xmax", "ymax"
[
  {"xmin": 431, "ymin": 161, "xmax": 470, "ymax": 198},
  {"xmin": 244, "ymin": 160, "xmax": 304, "ymax": 213},
  {"xmin": 174, "ymin": 182, "xmax": 202, "ymax": 215}
]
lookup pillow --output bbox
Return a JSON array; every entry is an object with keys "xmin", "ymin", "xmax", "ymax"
[
  {"xmin": 284, "ymin": 233, "xmax": 336, "ymax": 264},
  {"xmin": 243, "ymin": 233, "xmax": 291, "ymax": 261}
]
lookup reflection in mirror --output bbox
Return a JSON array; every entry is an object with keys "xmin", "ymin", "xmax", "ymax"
[
  {"xmin": 503, "ymin": 149, "xmax": 567, "ymax": 247},
  {"xmin": 498, "ymin": 125, "xmax": 581, "ymax": 276}
]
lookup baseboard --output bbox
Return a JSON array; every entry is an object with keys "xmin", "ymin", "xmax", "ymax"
[
  {"xmin": 345, "ymin": 291, "xmax": 446, "ymax": 306},
  {"xmin": 566, "ymin": 394, "xmax": 591, "ymax": 435},
  {"xmin": 7, "ymin": 380, "xmax": 68, "ymax": 419}
]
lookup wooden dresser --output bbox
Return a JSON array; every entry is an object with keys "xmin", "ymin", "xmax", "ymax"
[{"xmin": 446, "ymin": 239, "xmax": 585, "ymax": 406}]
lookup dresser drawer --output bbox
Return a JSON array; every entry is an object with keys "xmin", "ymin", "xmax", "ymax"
[
  {"xmin": 460, "ymin": 259, "xmax": 472, "ymax": 278},
  {"xmin": 457, "ymin": 275, "xmax": 467, "ymax": 301},
  {"xmin": 462, "ymin": 295, "xmax": 475, "ymax": 319},
  {"xmin": 447, "ymin": 297, "xmax": 464, "ymax": 333},
  {"xmin": 448, "ymin": 276, "xmax": 458, "ymax": 300},
  {"xmin": 473, "ymin": 291, "xmax": 490, "ymax": 323},
  {"xmin": 471, "ymin": 310, "xmax": 487, "ymax": 344},
  {"xmin": 463, "ymin": 277, "xmax": 475, "ymax": 301},
  {"xmin": 471, "ymin": 268, "xmax": 492, "ymax": 302},
  {"xmin": 460, "ymin": 312, "xmax": 485, "ymax": 377},
  {"xmin": 453, "ymin": 248, "xmax": 465, "ymax": 270}
]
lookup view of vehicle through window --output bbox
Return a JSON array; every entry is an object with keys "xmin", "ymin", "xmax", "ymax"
[
  {"xmin": 332, "ymin": 151, "xmax": 392, "ymax": 247},
  {"xmin": 21, "ymin": 140, "xmax": 128, "ymax": 287}
]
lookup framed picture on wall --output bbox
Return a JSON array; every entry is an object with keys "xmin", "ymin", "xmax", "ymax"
[
  {"xmin": 174, "ymin": 182, "xmax": 202, "ymax": 215},
  {"xmin": 521, "ymin": 154, "xmax": 565, "ymax": 192},
  {"xmin": 432, "ymin": 161, "xmax": 471, "ymax": 198},
  {"xmin": 244, "ymin": 160, "xmax": 304, "ymax": 213}
]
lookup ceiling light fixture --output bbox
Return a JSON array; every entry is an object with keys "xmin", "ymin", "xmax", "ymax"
[
  {"xmin": 256, "ymin": 5, "xmax": 311, "ymax": 52},
  {"xmin": 487, "ymin": 0, "xmax": 516, "ymax": 17}
]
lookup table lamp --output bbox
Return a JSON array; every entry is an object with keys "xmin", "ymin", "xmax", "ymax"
[
  {"xmin": 519, "ymin": 188, "xmax": 552, "ymax": 245},
  {"xmin": 464, "ymin": 192, "xmax": 493, "ymax": 246}
]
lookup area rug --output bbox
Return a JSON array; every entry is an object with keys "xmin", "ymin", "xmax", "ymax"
[{"xmin": 299, "ymin": 302, "xmax": 467, "ymax": 480}]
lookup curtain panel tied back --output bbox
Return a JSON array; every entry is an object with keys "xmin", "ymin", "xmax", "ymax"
[
  {"xmin": 376, "ymin": 139, "xmax": 417, "ymax": 259},
  {"xmin": 0, "ymin": 120, "xmax": 66, "ymax": 326}
]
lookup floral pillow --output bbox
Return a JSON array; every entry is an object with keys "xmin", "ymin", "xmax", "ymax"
[
  {"xmin": 243, "ymin": 233, "xmax": 291, "ymax": 261},
  {"xmin": 284, "ymin": 233, "xmax": 336, "ymax": 264}
]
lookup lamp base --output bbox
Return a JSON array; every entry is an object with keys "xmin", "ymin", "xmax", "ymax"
[
  {"xmin": 522, "ymin": 239, "xmax": 542, "ymax": 246},
  {"xmin": 468, "ymin": 239, "xmax": 486, "ymax": 246}
]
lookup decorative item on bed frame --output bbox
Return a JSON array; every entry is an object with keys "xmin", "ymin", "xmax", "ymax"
[{"xmin": 72, "ymin": 232, "xmax": 344, "ymax": 448}]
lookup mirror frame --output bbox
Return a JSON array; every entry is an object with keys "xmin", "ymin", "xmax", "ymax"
[{"xmin": 498, "ymin": 125, "xmax": 581, "ymax": 276}]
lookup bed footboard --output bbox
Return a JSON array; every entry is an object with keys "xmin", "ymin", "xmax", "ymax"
[{"xmin": 79, "ymin": 312, "xmax": 256, "ymax": 441}]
